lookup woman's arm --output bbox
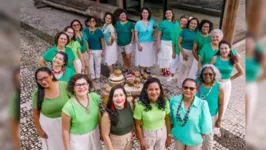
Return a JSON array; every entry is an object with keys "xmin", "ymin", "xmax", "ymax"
[
  {"xmin": 62, "ymin": 112, "xmax": 71, "ymax": 150},
  {"xmin": 135, "ymin": 120, "xmax": 148, "ymax": 150},
  {"xmin": 77, "ymin": 50, "xmax": 85, "ymax": 73},
  {"xmin": 135, "ymin": 32, "xmax": 142, "ymax": 51},
  {"xmin": 39, "ymin": 57, "xmax": 47, "ymax": 67},
  {"xmin": 156, "ymin": 31, "xmax": 162, "ymax": 52},
  {"xmin": 98, "ymin": 109, "xmax": 102, "ymax": 140},
  {"xmin": 165, "ymin": 114, "xmax": 172, "ymax": 148},
  {"xmin": 258, "ymin": 53, "xmax": 266, "ymax": 81},
  {"xmin": 210, "ymin": 56, "xmax": 217, "ymax": 65},
  {"xmin": 192, "ymin": 43, "xmax": 199, "ymax": 61},
  {"xmin": 101, "ymin": 112, "xmax": 113, "ymax": 150},
  {"xmin": 216, "ymin": 87, "xmax": 224, "ymax": 127},
  {"xmin": 230, "ymin": 62, "xmax": 244, "ymax": 80},
  {"xmin": 10, "ymin": 119, "xmax": 20, "ymax": 150},
  {"xmin": 32, "ymin": 108, "xmax": 48, "ymax": 138},
  {"xmin": 131, "ymin": 29, "xmax": 135, "ymax": 43},
  {"xmin": 100, "ymin": 38, "xmax": 105, "ymax": 57},
  {"xmin": 73, "ymin": 61, "xmax": 78, "ymax": 73},
  {"xmin": 109, "ymin": 32, "xmax": 116, "ymax": 45},
  {"xmin": 172, "ymin": 44, "xmax": 176, "ymax": 59}
]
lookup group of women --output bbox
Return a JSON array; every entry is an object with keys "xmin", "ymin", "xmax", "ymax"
[{"xmin": 32, "ymin": 6, "xmax": 246, "ymax": 150}]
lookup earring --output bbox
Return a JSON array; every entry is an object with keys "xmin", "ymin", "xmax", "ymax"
[
  {"xmin": 124, "ymin": 99, "xmax": 127, "ymax": 108},
  {"xmin": 111, "ymin": 103, "xmax": 115, "ymax": 111}
]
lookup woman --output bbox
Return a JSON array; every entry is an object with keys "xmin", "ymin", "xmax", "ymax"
[
  {"xmin": 156, "ymin": 9, "xmax": 175, "ymax": 77},
  {"xmin": 62, "ymin": 74, "xmax": 102, "ymax": 150},
  {"xmin": 246, "ymin": 34, "xmax": 266, "ymax": 124},
  {"xmin": 103, "ymin": 12, "xmax": 117, "ymax": 75},
  {"xmin": 64, "ymin": 26, "xmax": 85, "ymax": 73},
  {"xmin": 32, "ymin": 67, "xmax": 70, "ymax": 149},
  {"xmin": 188, "ymin": 19, "xmax": 213, "ymax": 79},
  {"xmin": 170, "ymin": 78, "xmax": 212, "ymax": 150},
  {"xmin": 211, "ymin": 40, "xmax": 244, "ymax": 117},
  {"xmin": 135, "ymin": 7, "xmax": 157, "ymax": 75},
  {"xmin": 9, "ymin": 67, "xmax": 20, "ymax": 150},
  {"xmin": 134, "ymin": 78, "xmax": 171, "ymax": 150},
  {"xmin": 101, "ymin": 85, "xmax": 135, "ymax": 150},
  {"xmin": 176, "ymin": 17, "xmax": 199, "ymax": 88},
  {"xmin": 51, "ymin": 51, "xmax": 75, "ymax": 83},
  {"xmin": 196, "ymin": 65, "xmax": 224, "ymax": 150},
  {"xmin": 83, "ymin": 16, "xmax": 105, "ymax": 80},
  {"xmin": 116, "ymin": 10, "xmax": 134, "ymax": 74},
  {"xmin": 40, "ymin": 32, "xmax": 77, "ymax": 73},
  {"xmin": 167, "ymin": 15, "xmax": 188, "ymax": 81},
  {"xmin": 70, "ymin": 19, "xmax": 90, "ymax": 75}
]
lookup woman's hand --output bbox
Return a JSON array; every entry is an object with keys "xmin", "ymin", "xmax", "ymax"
[
  {"xmin": 156, "ymin": 43, "xmax": 160, "ymax": 53},
  {"xmin": 37, "ymin": 128, "xmax": 48, "ymax": 139},
  {"xmin": 181, "ymin": 51, "xmax": 189, "ymax": 61},
  {"xmin": 81, "ymin": 66, "xmax": 85, "ymax": 74},
  {"xmin": 130, "ymin": 131, "xmax": 136, "ymax": 141},
  {"xmin": 101, "ymin": 51, "xmax": 105, "ymax": 57},
  {"xmin": 165, "ymin": 135, "xmax": 172, "ymax": 148},
  {"xmin": 215, "ymin": 119, "xmax": 222, "ymax": 128},
  {"xmin": 172, "ymin": 52, "xmax": 176, "ymax": 59},
  {"xmin": 201, "ymin": 134, "xmax": 206, "ymax": 140},
  {"xmin": 138, "ymin": 44, "xmax": 143, "ymax": 52},
  {"xmin": 140, "ymin": 142, "xmax": 149, "ymax": 150}
]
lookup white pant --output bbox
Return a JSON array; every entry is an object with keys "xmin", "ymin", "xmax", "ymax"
[
  {"xmin": 177, "ymin": 49, "xmax": 194, "ymax": 88},
  {"xmin": 174, "ymin": 139, "xmax": 201, "ymax": 150},
  {"xmin": 188, "ymin": 58, "xmax": 198, "ymax": 79},
  {"xmin": 158, "ymin": 40, "xmax": 172, "ymax": 68},
  {"xmin": 219, "ymin": 80, "xmax": 232, "ymax": 118},
  {"xmin": 143, "ymin": 126, "xmax": 167, "ymax": 150},
  {"xmin": 75, "ymin": 59, "xmax": 82, "ymax": 73},
  {"xmin": 169, "ymin": 54, "xmax": 180, "ymax": 74},
  {"xmin": 246, "ymin": 82, "xmax": 258, "ymax": 124},
  {"xmin": 202, "ymin": 116, "xmax": 217, "ymax": 150},
  {"xmin": 90, "ymin": 50, "xmax": 102, "ymax": 79}
]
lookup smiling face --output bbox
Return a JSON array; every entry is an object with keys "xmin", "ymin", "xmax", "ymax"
[
  {"xmin": 72, "ymin": 21, "xmax": 81, "ymax": 31},
  {"xmin": 57, "ymin": 34, "xmax": 68, "ymax": 47},
  {"xmin": 112, "ymin": 88, "xmax": 126, "ymax": 108},
  {"xmin": 202, "ymin": 68, "xmax": 214, "ymax": 83},
  {"xmin": 165, "ymin": 10, "xmax": 173, "ymax": 20},
  {"xmin": 211, "ymin": 32, "xmax": 220, "ymax": 45},
  {"xmin": 146, "ymin": 82, "xmax": 161, "ymax": 103},
  {"xmin": 88, "ymin": 18, "xmax": 96, "ymax": 27},
  {"xmin": 141, "ymin": 9, "xmax": 149, "ymax": 20},
  {"xmin": 201, "ymin": 23, "xmax": 210, "ymax": 34},
  {"xmin": 36, "ymin": 71, "xmax": 53, "ymax": 88},
  {"xmin": 180, "ymin": 18, "xmax": 188, "ymax": 29},
  {"xmin": 182, "ymin": 80, "xmax": 197, "ymax": 99},
  {"xmin": 105, "ymin": 14, "xmax": 112, "ymax": 24},
  {"xmin": 65, "ymin": 28, "xmax": 74, "ymax": 40},
  {"xmin": 119, "ymin": 12, "xmax": 127, "ymax": 21},
  {"xmin": 74, "ymin": 78, "xmax": 89, "ymax": 96},
  {"xmin": 189, "ymin": 19, "xmax": 197, "ymax": 31},
  {"xmin": 52, "ymin": 53, "xmax": 65, "ymax": 67},
  {"xmin": 219, "ymin": 43, "xmax": 230, "ymax": 57}
]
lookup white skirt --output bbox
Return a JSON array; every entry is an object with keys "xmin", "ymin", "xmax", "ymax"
[
  {"xmin": 70, "ymin": 126, "xmax": 102, "ymax": 150},
  {"xmin": 104, "ymin": 42, "xmax": 118, "ymax": 66},
  {"xmin": 188, "ymin": 58, "xmax": 199, "ymax": 79},
  {"xmin": 158, "ymin": 40, "xmax": 172, "ymax": 68},
  {"xmin": 39, "ymin": 114, "xmax": 64, "ymax": 150},
  {"xmin": 135, "ymin": 42, "xmax": 155, "ymax": 67},
  {"xmin": 246, "ymin": 82, "xmax": 258, "ymax": 124}
]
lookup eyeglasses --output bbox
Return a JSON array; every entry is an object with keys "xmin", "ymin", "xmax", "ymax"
[
  {"xmin": 72, "ymin": 24, "xmax": 80, "ymax": 27},
  {"xmin": 75, "ymin": 82, "xmax": 88, "ymax": 88},
  {"xmin": 203, "ymin": 26, "xmax": 209, "ymax": 28},
  {"xmin": 182, "ymin": 86, "xmax": 196, "ymax": 91},
  {"xmin": 89, "ymin": 20, "xmax": 96, "ymax": 23},
  {"xmin": 37, "ymin": 76, "xmax": 49, "ymax": 83},
  {"xmin": 203, "ymin": 73, "xmax": 213, "ymax": 76}
]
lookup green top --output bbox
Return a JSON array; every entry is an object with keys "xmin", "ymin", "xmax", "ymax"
[
  {"xmin": 116, "ymin": 21, "xmax": 134, "ymax": 46},
  {"xmin": 158, "ymin": 20, "xmax": 175, "ymax": 41},
  {"xmin": 75, "ymin": 31, "xmax": 87, "ymax": 53},
  {"xmin": 9, "ymin": 91, "xmax": 20, "ymax": 121},
  {"xmin": 42, "ymin": 46, "xmax": 75, "ymax": 72},
  {"xmin": 32, "ymin": 81, "xmax": 70, "ymax": 118},
  {"xmin": 170, "ymin": 95, "xmax": 212, "ymax": 146},
  {"xmin": 214, "ymin": 56, "xmax": 234, "ymax": 80},
  {"xmin": 197, "ymin": 82, "xmax": 220, "ymax": 116},
  {"xmin": 179, "ymin": 29, "xmax": 198, "ymax": 50},
  {"xmin": 67, "ymin": 40, "xmax": 81, "ymax": 60},
  {"xmin": 246, "ymin": 44, "xmax": 264, "ymax": 82},
  {"xmin": 62, "ymin": 92, "xmax": 100, "ymax": 134},
  {"xmin": 103, "ymin": 24, "xmax": 115, "ymax": 44},
  {"xmin": 57, "ymin": 67, "xmax": 75, "ymax": 83},
  {"xmin": 83, "ymin": 28, "xmax": 104, "ymax": 50},
  {"xmin": 133, "ymin": 99, "xmax": 170, "ymax": 131},
  {"xmin": 172, "ymin": 21, "xmax": 183, "ymax": 55},
  {"xmin": 194, "ymin": 34, "xmax": 211, "ymax": 53},
  {"xmin": 199, "ymin": 43, "xmax": 219, "ymax": 65},
  {"xmin": 110, "ymin": 101, "xmax": 134, "ymax": 135}
]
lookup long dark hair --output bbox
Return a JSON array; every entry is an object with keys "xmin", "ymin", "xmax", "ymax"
[
  {"xmin": 217, "ymin": 40, "xmax": 237, "ymax": 65},
  {"xmin": 163, "ymin": 8, "xmax": 175, "ymax": 22},
  {"xmin": 104, "ymin": 12, "xmax": 116, "ymax": 26},
  {"xmin": 54, "ymin": 51, "xmax": 68, "ymax": 67},
  {"xmin": 13, "ymin": 67, "xmax": 20, "ymax": 121},
  {"xmin": 139, "ymin": 78, "xmax": 166, "ymax": 111},
  {"xmin": 140, "ymin": 7, "xmax": 152, "ymax": 20},
  {"xmin": 70, "ymin": 19, "xmax": 83, "ymax": 31},
  {"xmin": 106, "ymin": 85, "xmax": 127, "ymax": 125},
  {"xmin": 186, "ymin": 17, "xmax": 199, "ymax": 29},
  {"xmin": 34, "ymin": 67, "xmax": 57, "ymax": 111},
  {"xmin": 63, "ymin": 26, "xmax": 76, "ymax": 41}
]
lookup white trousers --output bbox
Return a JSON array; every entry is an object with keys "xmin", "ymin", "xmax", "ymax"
[
  {"xmin": 188, "ymin": 58, "xmax": 198, "ymax": 79},
  {"xmin": 75, "ymin": 59, "xmax": 82, "ymax": 73},
  {"xmin": 246, "ymin": 82, "xmax": 258, "ymax": 124},
  {"xmin": 143, "ymin": 126, "xmax": 167, "ymax": 150},
  {"xmin": 39, "ymin": 114, "xmax": 64, "ymax": 150},
  {"xmin": 177, "ymin": 49, "xmax": 194, "ymax": 87},
  {"xmin": 202, "ymin": 116, "xmax": 217, "ymax": 150},
  {"xmin": 90, "ymin": 50, "xmax": 102, "ymax": 79},
  {"xmin": 219, "ymin": 80, "xmax": 232, "ymax": 118},
  {"xmin": 169, "ymin": 54, "xmax": 180, "ymax": 74}
]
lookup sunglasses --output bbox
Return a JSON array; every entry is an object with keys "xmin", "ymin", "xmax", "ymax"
[{"xmin": 182, "ymin": 86, "xmax": 196, "ymax": 91}]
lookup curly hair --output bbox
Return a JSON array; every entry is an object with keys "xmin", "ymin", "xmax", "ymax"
[
  {"xmin": 104, "ymin": 12, "xmax": 116, "ymax": 26},
  {"xmin": 105, "ymin": 84, "xmax": 128, "ymax": 125},
  {"xmin": 139, "ymin": 78, "xmax": 166, "ymax": 111},
  {"xmin": 67, "ymin": 74, "xmax": 93, "ymax": 95},
  {"xmin": 197, "ymin": 64, "xmax": 221, "ymax": 82},
  {"xmin": 54, "ymin": 31, "xmax": 70, "ymax": 46},
  {"xmin": 198, "ymin": 19, "xmax": 213, "ymax": 33}
]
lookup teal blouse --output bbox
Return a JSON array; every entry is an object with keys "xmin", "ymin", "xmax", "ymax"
[
  {"xmin": 214, "ymin": 56, "xmax": 234, "ymax": 80},
  {"xmin": 170, "ymin": 95, "xmax": 212, "ymax": 146}
]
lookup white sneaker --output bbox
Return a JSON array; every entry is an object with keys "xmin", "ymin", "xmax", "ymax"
[{"xmin": 166, "ymin": 77, "xmax": 173, "ymax": 82}]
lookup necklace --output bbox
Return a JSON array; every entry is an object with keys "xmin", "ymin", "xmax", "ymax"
[
  {"xmin": 198, "ymin": 82, "xmax": 215, "ymax": 100},
  {"xmin": 75, "ymin": 95, "xmax": 90, "ymax": 114},
  {"xmin": 52, "ymin": 67, "xmax": 65, "ymax": 74},
  {"xmin": 175, "ymin": 97, "xmax": 194, "ymax": 127}
]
